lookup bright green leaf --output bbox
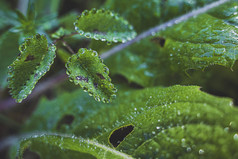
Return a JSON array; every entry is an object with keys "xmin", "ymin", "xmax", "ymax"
[
  {"xmin": 8, "ymin": 34, "xmax": 56, "ymax": 103},
  {"xmin": 74, "ymin": 8, "xmax": 136, "ymax": 43},
  {"xmin": 16, "ymin": 134, "xmax": 133, "ymax": 159},
  {"xmin": 66, "ymin": 48, "xmax": 117, "ymax": 103}
]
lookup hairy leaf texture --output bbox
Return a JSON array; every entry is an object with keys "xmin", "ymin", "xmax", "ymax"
[
  {"xmin": 66, "ymin": 48, "xmax": 117, "ymax": 103},
  {"xmin": 8, "ymin": 34, "xmax": 56, "ymax": 103},
  {"xmin": 74, "ymin": 8, "xmax": 136, "ymax": 43}
]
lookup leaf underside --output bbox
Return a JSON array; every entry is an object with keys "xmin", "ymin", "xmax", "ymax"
[
  {"xmin": 66, "ymin": 48, "xmax": 117, "ymax": 103},
  {"xmin": 8, "ymin": 34, "xmax": 56, "ymax": 103},
  {"xmin": 74, "ymin": 8, "xmax": 136, "ymax": 43}
]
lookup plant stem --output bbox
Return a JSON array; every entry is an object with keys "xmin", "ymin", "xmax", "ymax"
[
  {"xmin": 0, "ymin": 71, "xmax": 67, "ymax": 111},
  {"xmin": 0, "ymin": 0, "xmax": 228, "ymax": 111},
  {"xmin": 100, "ymin": 0, "xmax": 229, "ymax": 59},
  {"xmin": 62, "ymin": 40, "xmax": 75, "ymax": 54}
]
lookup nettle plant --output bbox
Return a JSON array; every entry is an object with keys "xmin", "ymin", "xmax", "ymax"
[{"xmin": 1, "ymin": 0, "xmax": 238, "ymax": 158}]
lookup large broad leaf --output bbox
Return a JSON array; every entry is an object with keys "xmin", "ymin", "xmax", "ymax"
[
  {"xmin": 8, "ymin": 34, "xmax": 56, "ymax": 103},
  {"xmin": 74, "ymin": 8, "xmax": 136, "ymax": 43},
  {"xmin": 157, "ymin": 13, "xmax": 238, "ymax": 70},
  {"xmin": 0, "ymin": 31, "xmax": 20, "ymax": 88},
  {"xmin": 20, "ymin": 85, "xmax": 238, "ymax": 158},
  {"xmin": 66, "ymin": 48, "xmax": 117, "ymax": 103},
  {"xmin": 16, "ymin": 134, "xmax": 133, "ymax": 159},
  {"xmin": 106, "ymin": 1, "xmax": 238, "ymax": 87}
]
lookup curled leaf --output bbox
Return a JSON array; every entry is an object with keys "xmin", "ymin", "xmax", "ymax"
[
  {"xmin": 66, "ymin": 48, "xmax": 117, "ymax": 103},
  {"xmin": 74, "ymin": 8, "xmax": 136, "ymax": 43},
  {"xmin": 8, "ymin": 34, "xmax": 56, "ymax": 103}
]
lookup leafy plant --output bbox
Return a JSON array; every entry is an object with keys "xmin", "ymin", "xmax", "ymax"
[{"xmin": 0, "ymin": 0, "xmax": 238, "ymax": 159}]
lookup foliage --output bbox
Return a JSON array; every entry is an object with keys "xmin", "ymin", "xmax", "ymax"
[
  {"xmin": 0, "ymin": 0, "xmax": 238, "ymax": 159},
  {"xmin": 8, "ymin": 34, "xmax": 56, "ymax": 103},
  {"xmin": 74, "ymin": 8, "xmax": 136, "ymax": 43},
  {"xmin": 16, "ymin": 86, "xmax": 238, "ymax": 158}
]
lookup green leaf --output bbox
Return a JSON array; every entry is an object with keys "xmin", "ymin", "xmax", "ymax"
[
  {"xmin": 22, "ymin": 88, "xmax": 104, "ymax": 133},
  {"xmin": 106, "ymin": 1, "xmax": 238, "ymax": 87},
  {"xmin": 106, "ymin": 37, "xmax": 183, "ymax": 87},
  {"xmin": 8, "ymin": 34, "xmax": 56, "ymax": 103},
  {"xmin": 133, "ymin": 124, "xmax": 238, "ymax": 159},
  {"xmin": 21, "ymin": 85, "xmax": 238, "ymax": 158},
  {"xmin": 104, "ymin": 0, "xmax": 161, "ymax": 33},
  {"xmin": 0, "ymin": 31, "xmax": 20, "ymax": 88},
  {"xmin": 104, "ymin": 0, "xmax": 213, "ymax": 33},
  {"xmin": 157, "ymin": 12, "xmax": 238, "ymax": 70},
  {"xmin": 75, "ymin": 85, "xmax": 238, "ymax": 157},
  {"xmin": 66, "ymin": 48, "xmax": 117, "ymax": 103},
  {"xmin": 17, "ymin": 134, "xmax": 133, "ymax": 159},
  {"xmin": 74, "ymin": 8, "xmax": 136, "ymax": 43}
]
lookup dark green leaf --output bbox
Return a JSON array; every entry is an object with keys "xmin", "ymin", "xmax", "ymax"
[
  {"xmin": 8, "ymin": 34, "xmax": 56, "ymax": 103},
  {"xmin": 22, "ymin": 85, "xmax": 238, "ymax": 158},
  {"xmin": 74, "ymin": 8, "xmax": 136, "ymax": 43},
  {"xmin": 66, "ymin": 48, "xmax": 117, "ymax": 103},
  {"xmin": 157, "ymin": 13, "xmax": 238, "ymax": 70},
  {"xmin": 17, "ymin": 134, "xmax": 133, "ymax": 159}
]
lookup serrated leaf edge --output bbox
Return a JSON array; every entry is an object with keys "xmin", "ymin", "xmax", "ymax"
[
  {"xmin": 65, "ymin": 48, "xmax": 117, "ymax": 103},
  {"xmin": 7, "ymin": 34, "xmax": 56, "ymax": 103},
  {"xmin": 74, "ymin": 8, "xmax": 137, "ymax": 43}
]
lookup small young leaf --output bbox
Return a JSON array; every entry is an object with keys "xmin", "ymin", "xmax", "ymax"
[
  {"xmin": 66, "ymin": 48, "xmax": 117, "ymax": 103},
  {"xmin": 74, "ymin": 8, "xmax": 136, "ymax": 43},
  {"xmin": 16, "ymin": 134, "xmax": 133, "ymax": 159},
  {"xmin": 8, "ymin": 34, "xmax": 56, "ymax": 103}
]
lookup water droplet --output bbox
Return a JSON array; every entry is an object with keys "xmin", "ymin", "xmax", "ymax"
[
  {"xmin": 233, "ymin": 134, "xmax": 238, "ymax": 141},
  {"xmin": 113, "ymin": 37, "xmax": 118, "ymax": 43},
  {"xmin": 91, "ymin": 51, "xmax": 98, "ymax": 56},
  {"xmin": 186, "ymin": 147, "xmax": 191, "ymax": 152},
  {"xmin": 199, "ymin": 149, "xmax": 205, "ymax": 155},
  {"xmin": 85, "ymin": 33, "xmax": 91, "ymax": 38},
  {"xmin": 121, "ymin": 39, "xmax": 127, "ymax": 43},
  {"xmin": 107, "ymin": 41, "xmax": 112, "ymax": 45},
  {"xmin": 78, "ymin": 30, "xmax": 84, "ymax": 35}
]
